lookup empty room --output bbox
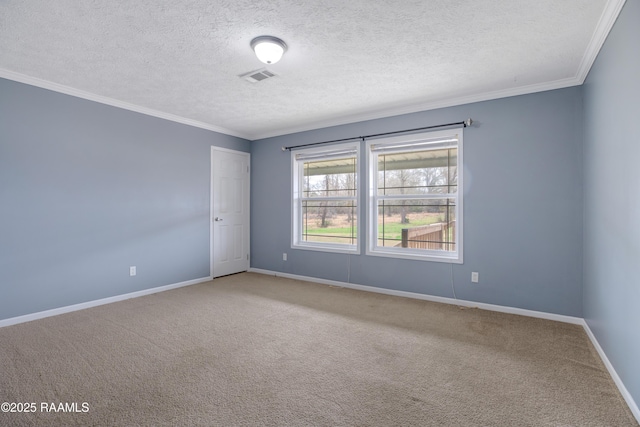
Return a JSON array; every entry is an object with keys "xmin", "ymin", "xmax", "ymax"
[{"xmin": 1, "ymin": 1, "xmax": 638, "ymax": 426}]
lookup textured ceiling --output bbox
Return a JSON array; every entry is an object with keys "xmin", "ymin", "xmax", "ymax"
[{"xmin": 0, "ymin": 0, "xmax": 624, "ymax": 140}]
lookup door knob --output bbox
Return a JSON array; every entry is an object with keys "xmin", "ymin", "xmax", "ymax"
[{"xmin": 214, "ymin": 217, "xmax": 223, "ymax": 221}]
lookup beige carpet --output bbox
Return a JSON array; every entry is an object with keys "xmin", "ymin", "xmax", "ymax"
[{"xmin": 0, "ymin": 272, "xmax": 636, "ymax": 426}]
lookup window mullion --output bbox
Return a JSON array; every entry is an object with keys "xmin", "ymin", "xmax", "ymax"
[
  {"xmin": 376, "ymin": 194, "xmax": 457, "ymax": 201},
  {"xmin": 301, "ymin": 196, "xmax": 357, "ymax": 202}
]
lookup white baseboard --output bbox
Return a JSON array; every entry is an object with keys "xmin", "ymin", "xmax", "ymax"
[
  {"xmin": 0, "ymin": 276, "xmax": 213, "ymax": 328},
  {"xmin": 249, "ymin": 268, "xmax": 639, "ymax": 424},
  {"xmin": 248, "ymin": 268, "xmax": 583, "ymax": 324},
  {"xmin": 582, "ymin": 321, "xmax": 640, "ymax": 424},
  {"xmin": 3, "ymin": 268, "xmax": 638, "ymax": 424}
]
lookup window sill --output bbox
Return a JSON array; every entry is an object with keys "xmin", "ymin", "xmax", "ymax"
[
  {"xmin": 366, "ymin": 247, "xmax": 462, "ymax": 264},
  {"xmin": 292, "ymin": 242, "xmax": 359, "ymax": 255}
]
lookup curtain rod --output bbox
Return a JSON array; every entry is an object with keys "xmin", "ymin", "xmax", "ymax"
[{"xmin": 281, "ymin": 119, "xmax": 472, "ymax": 151}]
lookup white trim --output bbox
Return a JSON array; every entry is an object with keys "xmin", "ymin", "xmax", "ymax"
[
  {"xmin": 251, "ymin": 0, "xmax": 627, "ymax": 144},
  {"xmin": 0, "ymin": 69, "xmax": 250, "ymax": 140},
  {"xmin": 366, "ymin": 129, "xmax": 463, "ymax": 263},
  {"xmin": 1, "ymin": 0, "xmax": 625, "ymax": 143},
  {"xmin": 2, "ymin": 0, "xmax": 623, "ymax": 146},
  {"xmin": 208, "ymin": 145, "xmax": 250, "ymax": 156},
  {"xmin": 582, "ymin": 321, "xmax": 640, "ymax": 424},
  {"xmin": 0, "ymin": 276, "xmax": 212, "ymax": 328},
  {"xmin": 248, "ymin": 268, "xmax": 582, "ymax": 325},
  {"xmin": 576, "ymin": 0, "xmax": 627, "ymax": 83},
  {"xmin": 0, "ymin": 68, "xmax": 581, "ymax": 142},
  {"xmin": 0, "ymin": 67, "xmax": 578, "ymax": 142},
  {"xmin": 249, "ymin": 77, "xmax": 581, "ymax": 140},
  {"xmin": 290, "ymin": 242, "xmax": 359, "ymax": 255},
  {"xmin": 210, "ymin": 147, "xmax": 251, "ymax": 278},
  {"xmin": 248, "ymin": 267, "xmax": 639, "ymax": 423},
  {"xmin": 2, "ymin": 267, "xmax": 637, "ymax": 423},
  {"xmin": 250, "ymin": 0, "xmax": 627, "ymax": 144},
  {"xmin": 291, "ymin": 142, "xmax": 361, "ymax": 254},
  {"xmin": 210, "ymin": 148, "xmax": 215, "ymax": 278},
  {"xmin": 365, "ymin": 248, "xmax": 463, "ymax": 263}
]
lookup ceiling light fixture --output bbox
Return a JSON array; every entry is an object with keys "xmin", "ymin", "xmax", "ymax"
[{"xmin": 250, "ymin": 36, "xmax": 287, "ymax": 65}]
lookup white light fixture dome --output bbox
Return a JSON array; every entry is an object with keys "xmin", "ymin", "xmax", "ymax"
[{"xmin": 251, "ymin": 36, "xmax": 287, "ymax": 64}]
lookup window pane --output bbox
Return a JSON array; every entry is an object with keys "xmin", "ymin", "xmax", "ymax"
[
  {"xmin": 303, "ymin": 158, "xmax": 357, "ymax": 198},
  {"xmin": 302, "ymin": 200, "xmax": 357, "ymax": 245},
  {"xmin": 377, "ymin": 199, "xmax": 456, "ymax": 251},
  {"xmin": 378, "ymin": 148, "xmax": 457, "ymax": 196}
]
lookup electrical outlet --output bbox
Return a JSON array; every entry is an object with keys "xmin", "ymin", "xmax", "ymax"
[
  {"xmin": 130, "ymin": 266, "xmax": 137, "ymax": 276},
  {"xmin": 283, "ymin": 253, "xmax": 287, "ymax": 261},
  {"xmin": 471, "ymin": 272, "xmax": 479, "ymax": 283}
]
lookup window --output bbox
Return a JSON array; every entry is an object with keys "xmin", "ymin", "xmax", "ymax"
[
  {"xmin": 367, "ymin": 129, "xmax": 463, "ymax": 262},
  {"xmin": 292, "ymin": 144, "xmax": 359, "ymax": 253}
]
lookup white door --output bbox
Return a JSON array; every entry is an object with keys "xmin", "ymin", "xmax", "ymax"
[{"xmin": 211, "ymin": 147, "xmax": 250, "ymax": 278}]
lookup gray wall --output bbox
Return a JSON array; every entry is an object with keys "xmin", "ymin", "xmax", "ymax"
[
  {"xmin": 251, "ymin": 86, "xmax": 584, "ymax": 317},
  {"xmin": 583, "ymin": 0, "xmax": 640, "ymax": 408},
  {"xmin": 0, "ymin": 78, "xmax": 250, "ymax": 320},
  {"xmin": 1, "ymin": 8, "xmax": 636, "ymax": 411}
]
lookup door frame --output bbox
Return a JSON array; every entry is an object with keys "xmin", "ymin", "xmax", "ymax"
[{"xmin": 210, "ymin": 146, "xmax": 251, "ymax": 278}]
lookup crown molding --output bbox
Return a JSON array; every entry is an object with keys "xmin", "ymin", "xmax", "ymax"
[
  {"xmin": 0, "ymin": 69, "xmax": 251, "ymax": 140},
  {"xmin": 576, "ymin": 0, "xmax": 627, "ymax": 83},
  {"xmin": 249, "ymin": 76, "xmax": 582, "ymax": 140},
  {"xmin": 2, "ymin": 0, "xmax": 624, "ymax": 142},
  {"xmin": 251, "ymin": 0, "xmax": 626, "ymax": 140}
]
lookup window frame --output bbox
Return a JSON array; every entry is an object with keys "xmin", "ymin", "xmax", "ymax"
[
  {"xmin": 291, "ymin": 143, "xmax": 360, "ymax": 254},
  {"xmin": 366, "ymin": 129, "xmax": 463, "ymax": 263}
]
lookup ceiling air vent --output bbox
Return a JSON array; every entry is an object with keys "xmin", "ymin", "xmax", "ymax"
[{"xmin": 239, "ymin": 68, "xmax": 277, "ymax": 83}]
